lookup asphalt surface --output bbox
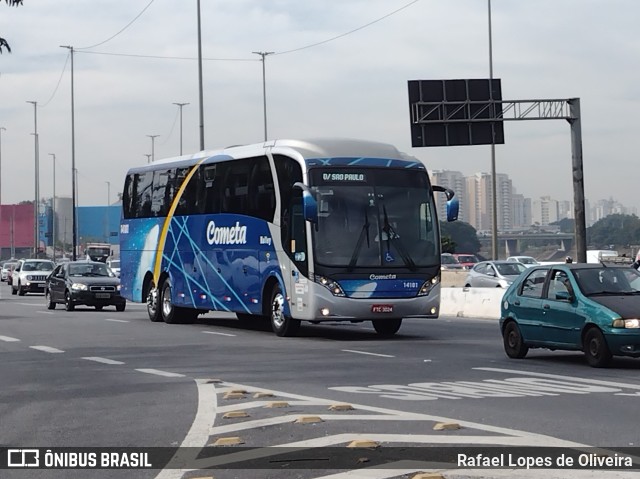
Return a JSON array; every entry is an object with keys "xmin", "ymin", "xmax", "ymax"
[{"xmin": 1, "ymin": 285, "xmax": 639, "ymax": 479}]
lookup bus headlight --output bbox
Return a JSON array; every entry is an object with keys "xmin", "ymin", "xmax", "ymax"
[
  {"xmin": 418, "ymin": 274, "xmax": 439, "ymax": 296},
  {"xmin": 312, "ymin": 274, "xmax": 345, "ymax": 297}
]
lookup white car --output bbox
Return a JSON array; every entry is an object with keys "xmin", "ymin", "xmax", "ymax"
[
  {"xmin": 506, "ymin": 256, "xmax": 540, "ymax": 268},
  {"xmin": 107, "ymin": 258, "xmax": 121, "ymax": 278},
  {"xmin": 11, "ymin": 259, "xmax": 56, "ymax": 296},
  {"xmin": 1, "ymin": 261, "xmax": 18, "ymax": 282}
]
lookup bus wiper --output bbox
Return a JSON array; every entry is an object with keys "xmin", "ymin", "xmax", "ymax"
[
  {"xmin": 347, "ymin": 206, "xmax": 371, "ymax": 271},
  {"xmin": 382, "ymin": 205, "xmax": 416, "ymax": 271}
]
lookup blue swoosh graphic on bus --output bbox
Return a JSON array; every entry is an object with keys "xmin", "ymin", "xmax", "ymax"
[{"xmin": 169, "ymin": 216, "xmax": 251, "ymax": 313}]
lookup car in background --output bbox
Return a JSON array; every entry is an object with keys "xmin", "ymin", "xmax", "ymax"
[
  {"xmin": 11, "ymin": 259, "xmax": 56, "ymax": 295},
  {"xmin": 506, "ymin": 256, "xmax": 540, "ymax": 268},
  {"xmin": 106, "ymin": 258, "xmax": 121, "ymax": 278},
  {"xmin": 464, "ymin": 260, "xmax": 527, "ymax": 288},
  {"xmin": 1, "ymin": 260, "xmax": 18, "ymax": 282},
  {"xmin": 453, "ymin": 253, "xmax": 479, "ymax": 269},
  {"xmin": 441, "ymin": 253, "xmax": 465, "ymax": 270},
  {"xmin": 500, "ymin": 263, "xmax": 640, "ymax": 367},
  {"xmin": 45, "ymin": 260, "xmax": 126, "ymax": 311}
]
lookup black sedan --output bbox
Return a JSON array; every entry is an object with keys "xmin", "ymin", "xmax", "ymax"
[{"xmin": 46, "ymin": 261, "xmax": 126, "ymax": 311}]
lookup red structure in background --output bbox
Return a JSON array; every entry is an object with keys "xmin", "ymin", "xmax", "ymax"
[{"xmin": 0, "ymin": 203, "xmax": 34, "ymax": 256}]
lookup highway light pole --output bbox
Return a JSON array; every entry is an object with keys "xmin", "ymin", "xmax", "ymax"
[
  {"xmin": 488, "ymin": 0, "xmax": 499, "ymax": 260},
  {"xmin": 61, "ymin": 45, "xmax": 78, "ymax": 260},
  {"xmin": 147, "ymin": 135, "xmax": 159, "ymax": 162},
  {"xmin": 105, "ymin": 181, "xmax": 110, "ymax": 243},
  {"xmin": 27, "ymin": 101, "xmax": 39, "ymax": 258},
  {"xmin": 252, "ymin": 51, "xmax": 274, "ymax": 141},
  {"xmin": 49, "ymin": 153, "xmax": 56, "ymax": 261},
  {"xmin": 173, "ymin": 102, "xmax": 189, "ymax": 155},
  {"xmin": 0, "ymin": 126, "xmax": 5, "ymax": 257},
  {"xmin": 196, "ymin": 0, "xmax": 205, "ymax": 150}
]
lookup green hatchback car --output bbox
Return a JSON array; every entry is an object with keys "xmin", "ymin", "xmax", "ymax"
[{"xmin": 500, "ymin": 263, "xmax": 640, "ymax": 367}]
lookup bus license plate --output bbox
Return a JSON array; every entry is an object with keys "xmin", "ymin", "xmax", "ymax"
[
  {"xmin": 95, "ymin": 293, "xmax": 111, "ymax": 299},
  {"xmin": 371, "ymin": 304, "xmax": 393, "ymax": 313}
]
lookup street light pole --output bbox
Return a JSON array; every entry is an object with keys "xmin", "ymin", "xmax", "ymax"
[
  {"xmin": 147, "ymin": 135, "xmax": 159, "ymax": 162},
  {"xmin": 49, "ymin": 153, "xmax": 56, "ymax": 261},
  {"xmin": 197, "ymin": 0, "xmax": 205, "ymax": 150},
  {"xmin": 61, "ymin": 45, "xmax": 78, "ymax": 260},
  {"xmin": 0, "ymin": 126, "xmax": 5, "ymax": 259},
  {"xmin": 488, "ymin": 0, "xmax": 499, "ymax": 260},
  {"xmin": 144, "ymin": 154, "xmax": 152, "ymax": 164},
  {"xmin": 105, "ymin": 181, "xmax": 110, "ymax": 243},
  {"xmin": 27, "ymin": 101, "xmax": 39, "ymax": 258},
  {"xmin": 252, "ymin": 51, "xmax": 274, "ymax": 141},
  {"xmin": 173, "ymin": 102, "xmax": 189, "ymax": 155}
]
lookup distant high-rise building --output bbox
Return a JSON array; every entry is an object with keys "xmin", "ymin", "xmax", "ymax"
[
  {"xmin": 512, "ymin": 192, "xmax": 532, "ymax": 229},
  {"xmin": 532, "ymin": 196, "xmax": 560, "ymax": 226},
  {"xmin": 430, "ymin": 170, "xmax": 467, "ymax": 223},
  {"xmin": 465, "ymin": 172, "xmax": 513, "ymax": 232}
]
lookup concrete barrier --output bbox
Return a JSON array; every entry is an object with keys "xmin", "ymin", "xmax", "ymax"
[{"xmin": 440, "ymin": 287, "xmax": 505, "ymax": 319}]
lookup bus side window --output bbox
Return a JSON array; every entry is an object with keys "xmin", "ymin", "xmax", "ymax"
[
  {"xmin": 136, "ymin": 171, "xmax": 153, "ymax": 218},
  {"xmin": 248, "ymin": 156, "xmax": 276, "ymax": 222},
  {"xmin": 123, "ymin": 174, "xmax": 135, "ymax": 219}
]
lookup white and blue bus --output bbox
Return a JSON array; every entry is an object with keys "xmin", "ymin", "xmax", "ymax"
[{"xmin": 120, "ymin": 138, "xmax": 458, "ymax": 336}]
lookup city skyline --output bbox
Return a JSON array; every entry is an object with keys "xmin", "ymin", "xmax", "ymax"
[{"xmin": 431, "ymin": 168, "xmax": 638, "ymax": 232}]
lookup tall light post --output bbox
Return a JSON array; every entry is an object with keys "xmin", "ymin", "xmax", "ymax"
[
  {"xmin": 147, "ymin": 135, "xmax": 159, "ymax": 162},
  {"xmin": 196, "ymin": 0, "xmax": 205, "ymax": 150},
  {"xmin": 0, "ymin": 126, "xmax": 5, "ymax": 258},
  {"xmin": 252, "ymin": 51, "xmax": 274, "ymax": 141},
  {"xmin": 27, "ymin": 100, "xmax": 40, "ymax": 258},
  {"xmin": 49, "ymin": 153, "xmax": 56, "ymax": 261},
  {"xmin": 61, "ymin": 45, "xmax": 77, "ymax": 260},
  {"xmin": 173, "ymin": 102, "xmax": 189, "ymax": 155},
  {"xmin": 487, "ymin": 0, "xmax": 499, "ymax": 260},
  {"xmin": 144, "ymin": 154, "xmax": 152, "ymax": 164},
  {"xmin": 105, "ymin": 181, "xmax": 110, "ymax": 243}
]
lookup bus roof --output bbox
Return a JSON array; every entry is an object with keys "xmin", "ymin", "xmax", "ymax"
[{"xmin": 126, "ymin": 138, "xmax": 424, "ymax": 174}]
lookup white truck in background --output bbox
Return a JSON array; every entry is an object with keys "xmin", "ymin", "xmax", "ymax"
[
  {"xmin": 586, "ymin": 249, "xmax": 633, "ymax": 265},
  {"xmin": 84, "ymin": 243, "xmax": 113, "ymax": 263}
]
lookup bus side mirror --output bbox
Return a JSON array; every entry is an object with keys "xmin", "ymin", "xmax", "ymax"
[
  {"xmin": 433, "ymin": 185, "xmax": 459, "ymax": 222},
  {"xmin": 293, "ymin": 182, "xmax": 318, "ymax": 223}
]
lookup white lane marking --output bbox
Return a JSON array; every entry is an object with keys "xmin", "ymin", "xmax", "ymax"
[
  {"xmin": 135, "ymin": 368, "xmax": 185, "ymax": 378},
  {"xmin": 475, "ymin": 367, "xmax": 640, "ymax": 391},
  {"xmin": 342, "ymin": 349, "xmax": 394, "ymax": 358},
  {"xmin": 15, "ymin": 302, "xmax": 42, "ymax": 307},
  {"xmin": 153, "ymin": 379, "xmax": 218, "ymax": 479},
  {"xmin": 104, "ymin": 318, "xmax": 129, "ymax": 323},
  {"xmin": 0, "ymin": 335, "xmax": 20, "ymax": 342},
  {"xmin": 82, "ymin": 357, "xmax": 125, "ymax": 365},
  {"xmin": 30, "ymin": 345, "xmax": 64, "ymax": 353},
  {"xmin": 201, "ymin": 330, "xmax": 236, "ymax": 337},
  {"xmin": 36, "ymin": 311, "xmax": 55, "ymax": 315}
]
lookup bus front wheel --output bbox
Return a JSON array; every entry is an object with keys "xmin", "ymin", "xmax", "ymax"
[
  {"xmin": 270, "ymin": 284, "xmax": 299, "ymax": 337},
  {"xmin": 146, "ymin": 281, "xmax": 162, "ymax": 322},
  {"xmin": 372, "ymin": 318, "xmax": 402, "ymax": 337}
]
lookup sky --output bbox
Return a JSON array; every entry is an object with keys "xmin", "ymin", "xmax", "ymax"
[{"xmin": 1, "ymin": 0, "xmax": 639, "ymax": 211}]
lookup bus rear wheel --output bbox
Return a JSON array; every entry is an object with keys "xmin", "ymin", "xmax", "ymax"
[
  {"xmin": 270, "ymin": 284, "xmax": 299, "ymax": 337},
  {"xmin": 372, "ymin": 318, "xmax": 402, "ymax": 337},
  {"xmin": 147, "ymin": 281, "xmax": 162, "ymax": 322}
]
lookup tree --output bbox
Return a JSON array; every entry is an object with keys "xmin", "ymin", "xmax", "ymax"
[
  {"xmin": 587, "ymin": 214, "xmax": 640, "ymax": 248},
  {"xmin": 1, "ymin": 1, "xmax": 23, "ymax": 54},
  {"xmin": 440, "ymin": 221, "xmax": 481, "ymax": 254},
  {"xmin": 550, "ymin": 217, "xmax": 575, "ymax": 233}
]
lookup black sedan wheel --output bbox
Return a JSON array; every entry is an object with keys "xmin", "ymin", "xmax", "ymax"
[
  {"xmin": 65, "ymin": 291, "xmax": 75, "ymax": 311},
  {"xmin": 584, "ymin": 328, "xmax": 612, "ymax": 368},
  {"xmin": 116, "ymin": 303, "xmax": 126, "ymax": 312},
  {"xmin": 503, "ymin": 321, "xmax": 528, "ymax": 359},
  {"xmin": 45, "ymin": 291, "xmax": 56, "ymax": 310}
]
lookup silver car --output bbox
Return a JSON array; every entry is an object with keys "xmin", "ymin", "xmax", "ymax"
[{"xmin": 464, "ymin": 260, "xmax": 527, "ymax": 288}]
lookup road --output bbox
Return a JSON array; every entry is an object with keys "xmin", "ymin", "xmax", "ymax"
[{"xmin": 1, "ymin": 286, "xmax": 639, "ymax": 479}]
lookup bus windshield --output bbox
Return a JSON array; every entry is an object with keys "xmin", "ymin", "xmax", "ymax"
[{"xmin": 309, "ymin": 168, "xmax": 438, "ymax": 269}]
